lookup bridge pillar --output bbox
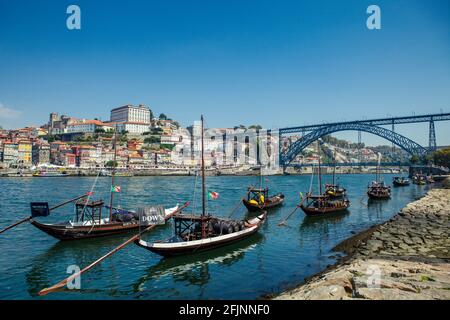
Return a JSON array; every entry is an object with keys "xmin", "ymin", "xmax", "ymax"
[{"xmin": 429, "ymin": 120, "xmax": 437, "ymax": 152}]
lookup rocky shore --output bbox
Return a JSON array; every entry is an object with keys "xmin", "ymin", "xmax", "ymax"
[{"xmin": 275, "ymin": 184, "xmax": 450, "ymax": 300}]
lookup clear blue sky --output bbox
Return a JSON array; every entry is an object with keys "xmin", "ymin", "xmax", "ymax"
[{"xmin": 0, "ymin": 0, "xmax": 449, "ymax": 146}]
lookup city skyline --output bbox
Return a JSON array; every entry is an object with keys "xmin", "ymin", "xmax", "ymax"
[{"xmin": 1, "ymin": 0, "xmax": 449, "ymax": 147}]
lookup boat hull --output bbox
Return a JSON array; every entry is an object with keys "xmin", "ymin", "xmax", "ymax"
[
  {"xmin": 136, "ymin": 214, "xmax": 266, "ymax": 257},
  {"xmin": 242, "ymin": 194, "xmax": 285, "ymax": 212},
  {"xmin": 393, "ymin": 181, "xmax": 410, "ymax": 187},
  {"xmin": 300, "ymin": 203, "xmax": 349, "ymax": 216},
  {"xmin": 367, "ymin": 192, "xmax": 391, "ymax": 199},
  {"xmin": 30, "ymin": 220, "xmax": 139, "ymax": 240}
]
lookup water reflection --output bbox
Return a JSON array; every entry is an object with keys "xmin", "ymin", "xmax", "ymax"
[{"xmin": 132, "ymin": 234, "xmax": 263, "ymax": 295}]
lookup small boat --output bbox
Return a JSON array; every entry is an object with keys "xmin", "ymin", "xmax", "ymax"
[
  {"xmin": 135, "ymin": 115, "xmax": 267, "ymax": 257},
  {"xmin": 242, "ymin": 188, "xmax": 285, "ymax": 212},
  {"xmin": 412, "ymin": 174, "xmax": 427, "ymax": 185},
  {"xmin": 393, "ymin": 176, "xmax": 410, "ymax": 187},
  {"xmin": 300, "ymin": 194, "xmax": 350, "ymax": 216},
  {"xmin": 324, "ymin": 184, "xmax": 347, "ymax": 198},
  {"xmin": 324, "ymin": 149, "xmax": 347, "ymax": 198},
  {"xmin": 33, "ymin": 171, "xmax": 67, "ymax": 177},
  {"xmin": 299, "ymin": 140, "xmax": 350, "ymax": 216},
  {"xmin": 367, "ymin": 153, "xmax": 391, "ymax": 199},
  {"xmin": 367, "ymin": 181, "xmax": 391, "ymax": 199}
]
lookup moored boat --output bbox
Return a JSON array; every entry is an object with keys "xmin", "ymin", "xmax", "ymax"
[
  {"xmin": 367, "ymin": 153, "xmax": 391, "ymax": 199},
  {"xmin": 299, "ymin": 194, "xmax": 350, "ymax": 216},
  {"xmin": 30, "ymin": 201, "xmax": 181, "ymax": 240},
  {"xmin": 299, "ymin": 140, "xmax": 351, "ymax": 216},
  {"xmin": 393, "ymin": 176, "xmax": 410, "ymax": 186},
  {"xmin": 242, "ymin": 187, "xmax": 285, "ymax": 212},
  {"xmin": 135, "ymin": 115, "xmax": 267, "ymax": 257},
  {"xmin": 135, "ymin": 213, "xmax": 265, "ymax": 257},
  {"xmin": 367, "ymin": 181, "xmax": 391, "ymax": 199}
]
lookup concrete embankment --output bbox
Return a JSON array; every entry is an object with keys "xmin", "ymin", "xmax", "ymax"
[{"xmin": 275, "ymin": 181, "xmax": 450, "ymax": 300}]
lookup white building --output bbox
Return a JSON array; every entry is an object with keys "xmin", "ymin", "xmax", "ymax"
[
  {"xmin": 113, "ymin": 122, "xmax": 151, "ymax": 135},
  {"xmin": 110, "ymin": 104, "xmax": 151, "ymax": 124},
  {"xmin": 66, "ymin": 120, "xmax": 114, "ymax": 134}
]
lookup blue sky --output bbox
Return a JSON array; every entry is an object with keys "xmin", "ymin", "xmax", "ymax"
[{"xmin": 0, "ymin": 0, "xmax": 449, "ymax": 146}]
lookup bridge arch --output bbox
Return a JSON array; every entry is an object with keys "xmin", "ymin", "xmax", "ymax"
[{"xmin": 280, "ymin": 123, "xmax": 428, "ymax": 166}]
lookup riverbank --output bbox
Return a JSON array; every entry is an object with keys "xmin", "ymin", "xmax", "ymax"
[{"xmin": 274, "ymin": 183, "xmax": 450, "ymax": 300}]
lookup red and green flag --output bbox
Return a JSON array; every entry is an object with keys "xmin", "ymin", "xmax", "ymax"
[
  {"xmin": 111, "ymin": 185, "xmax": 121, "ymax": 193},
  {"xmin": 208, "ymin": 191, "xmax": 219, "ymax": 200}
]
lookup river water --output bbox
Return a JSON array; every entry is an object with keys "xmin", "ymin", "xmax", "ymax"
[{"xmin": 0, "ymin": 174, "xmax": 430, "ymax": 299}]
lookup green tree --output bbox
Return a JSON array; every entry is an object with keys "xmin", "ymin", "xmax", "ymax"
[
  {"xmin": 433, "ymin": 147, "xmax": 450, "ymax": 168},
  {"xmin": 159, "ymin": 113, "xmax": 167, "ymax": 120},
  {"xmin": 410, "ymin": 154, "xmax": 420, "ymax": 164},
  {"xmin": 144, "ymin": 136, "xmax": 161, "ymax": 144},
  {"xmin": 160, "ymin": 144, "xmax": 175, "ymax": 151},
  {"xmin": 106, "ymin": 160, "xmax": 118, "ymax": 168},
  {"xmin": 248, "ymin": 124, "xmax": 262, "ymax": 130}
]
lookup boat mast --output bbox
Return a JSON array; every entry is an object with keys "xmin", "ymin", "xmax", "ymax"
[
  {"xmin": 201, "ymin": 115, "xmax": 206, "ymax": 217},
  {"xmin": 317, "ymin": 140, "xmax": 322, "ymax": 195},
  {"xmin": 201, "ymin": 115, "xmax": 206, "ymax": 238},
  {"xmin": 376, "ymin": 153, "xmax": 380, "ymax": 183},
  {"xmin": 109, "ymin": 125, "xmax": 118, "ymax": 221},
  {"xmin": 333, "ymin": 148, "xmax": 337, "ymax": 185}
]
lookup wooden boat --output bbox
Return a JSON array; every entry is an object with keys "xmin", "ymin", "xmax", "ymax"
[
  {"xmin": 30, "ymin": 201, "xmax": 181, "ymax": 240},
  {"xmin": 393, "ymin": 176, "xmax": 410, "ymax": 186},
  {"xmin": 412, "ymin": 173, "xmax": 427, "ymax": 185},
  {"xmin": 300, "ymin": 194, "xmax": 350, "ymax": 216},
  {"xmin": 299, "ymin": 141, "xmax": 350, "ymax": 216},
  {"xmin": 135, "ymin": 213, "xmax": 265, "ymax": 257},
  {"xmin": 135, "ymin": 115, "xmax": 267, "ymax": 257},
  {"xmin": 367, "ymin": 153, "xmax": 391, "ymax": 199},
  {"xmin": 242, "ymin": 188, "xmax": 285, "ymax": 212},
  {"xmin": 324, "ymin": 149, "xmax": 347, "ymax": 198},
  {"xmin": 324, "ymin": 184, "xmax": 347, "ymax": 198},
  {"xmin": 367, "ymin": 181, "xmax": 391, "ymax": 199}
]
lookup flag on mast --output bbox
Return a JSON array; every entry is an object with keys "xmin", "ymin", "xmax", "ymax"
[{"xmin": 111, "ymin": 185, "xmax": 121, "ymax": 193}]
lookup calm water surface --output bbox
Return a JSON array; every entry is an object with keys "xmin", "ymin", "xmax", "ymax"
[{"xmin": 0, "ymin": 174, "xmax": 430, "ymax": 299}]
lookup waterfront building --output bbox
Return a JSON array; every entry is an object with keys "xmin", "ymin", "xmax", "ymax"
[
  {"xmin": 32, "ymin": 143, "xmax": 50, "ymax": 166},
  {"xmin": 18, "ymin": 140, "xmax": 32, "ymax": 166},
  {"xmin": 2, "ymin": 141, "xmax": 19, "ymax": 166},
  {"xmin": 57, "ymin": 150, "xmax": 76, "ymax": 167}
]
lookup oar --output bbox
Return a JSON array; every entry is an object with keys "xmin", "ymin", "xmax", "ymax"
[
  {"xmin": 277, "ymin": 205, "xmax": 300, "ymax": 226},
  {"xmin": 0, "ymin": 192, "xmax": 93, "ymax": 235},
  {"xmin": 38, "ymin": 201, "xmax": 190, "ymax": 296}
]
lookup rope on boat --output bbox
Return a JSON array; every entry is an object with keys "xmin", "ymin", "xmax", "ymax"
[
  {"xmin": 84, "ymin": 170, "xmax": 102, "ymax": 234},
  {"xmin": 227, "ymin": 188, "xmax": 252, "ymax": 219}
]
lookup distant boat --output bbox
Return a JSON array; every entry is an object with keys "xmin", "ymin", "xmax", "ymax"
[
  {"xmin": 393, "ymin": 176, "xmax": 410, "ymax": 187},
  {"xmin": 367, "ymin": 153, "xmax": 391, "ymax": 199},
  {"xmin": 242, "ymin": 187, "xmax": 285, "ymax": 212},
  {"xmin": 412, "ymin": 173, "xmax": 427, "ymax": 185},
  {"xmin": 32, "ymin": 171, "xmax": 67, "ymax": 177},
  {"xmin": 324, "ymin": 149, "xmax": 347, "ymax": 199}
]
